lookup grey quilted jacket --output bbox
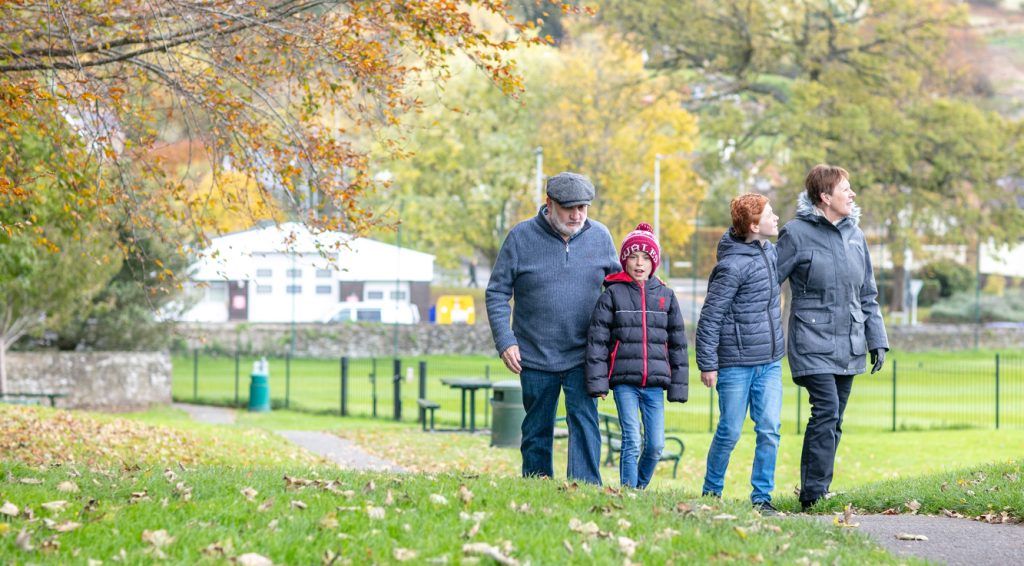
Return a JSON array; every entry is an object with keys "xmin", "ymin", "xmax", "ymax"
[
  {"xmin": 776, "ymin": 193, "xmax": 889, "ymax": 378},
  {"xmin": 696, "ymin": 229, "xmax": 785, "ymax": 372}
]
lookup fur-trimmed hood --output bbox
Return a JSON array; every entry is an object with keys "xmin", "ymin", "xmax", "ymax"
[{"xmin": 795, "ymin": 191, "xmax": 861, "ymax": 227}]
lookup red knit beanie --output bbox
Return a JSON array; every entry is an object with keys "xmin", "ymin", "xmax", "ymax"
[{"xmin": 619, "ymin": 223, "xmax": 660, "ymax": 272}]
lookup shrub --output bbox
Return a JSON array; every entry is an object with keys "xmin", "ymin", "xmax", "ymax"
[
  {"xmin": 928, "ymin": 289, "xmax": 1024, "ymax": 323},
  {"xmin": 919, "ymin": 259, "xmax": 974, "ymax": 299}
]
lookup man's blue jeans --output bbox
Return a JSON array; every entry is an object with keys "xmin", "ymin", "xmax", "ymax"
[
  {"xmin": 612, "ymin": 384, "xmax": 665, "ymax": 489},
  {"xmin": 702, "ymin": 361, "xmax": 783, "ymax": 503},
  {"xmin": 519, "ymin": 365, "xmax": 602, "ymax": 485}
]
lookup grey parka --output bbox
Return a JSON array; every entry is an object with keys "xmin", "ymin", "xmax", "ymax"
[{"xmin": 776, "ymin": 194, "xmax": 889, "ymax": 378}]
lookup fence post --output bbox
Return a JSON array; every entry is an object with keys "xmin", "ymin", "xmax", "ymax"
[
  {"xmin": 192, "ymin": 348, "xmax": 199, "ymax": 401},
  {"xmin": 418, "ymin": 361, "xmax": 427, "ymax": 426},
  {"xmin": 393, "ymin": 358, "xmax": 402, "ymax": 421},
  {"xmin": 285, "ymin": 353, "xmax": 291, "ymax": 409},
  {"xmin": 340, "ymin": 357, "xmax": 348, "ymax": 417},
  {"xmin": 484, "ymin": 365, "xmax": 491, "ymax": 427},
  {"xmin": 996, "ymin": 353, "xmax": 1001, "ymax": 430},
  {"xmin": 796, "ymin": 386, "xmax": 802, "ymax": 434},
  {"xmin": 708, "ymin": 386, "xmax": 714, "ymax": 433},
  {"xmin": 891, "ymin": 359, "xmax": 897, "ymax": 432},
  {"xmin": 234, "ymin": 351, "xmax": 240, "ymax": 406},
  {"xmin": 371, "ymin": 358, "xmax": 378, "ymax": 418}
]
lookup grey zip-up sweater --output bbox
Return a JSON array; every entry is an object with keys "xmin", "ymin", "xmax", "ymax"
[
  {"xmin": 486, "ymin": 206, "xmax": 620, "ymax": 372},
  {"xmin": 776, "ymin": 193, "xmax": 889, "ymax": 377}
]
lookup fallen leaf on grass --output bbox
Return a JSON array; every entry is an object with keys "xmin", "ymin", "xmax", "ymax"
[
  {"xmin": 905, "ymin": 500, "xmax": 921, "ymax": 514},
  {"xmin": 834, "ymin": 504, "xmax": 859, "ymax": 528},
  {"xmin": 241, "ymin": 487, "xmax": 258, "ymax": 501},
  {"xmin": 712, "ymin": 514, "xmax": 738, "ymax": 521},
  {"xmin": 290, "ymin": 500, "xmax": 308, "ymax": 510},
  {"xmin": 364, "ymin": 480, "xmax": 376, "ymax": 493},
  {"xmin": 429, "ymin": 494, "xmax": 449, "ymax": 505},
  {"xmin": 617, "ymin": 536, "xmax": 637, "ymax": 556},
  {"xmin": 142, "ymin": 529, "xmax": 175, "ymax": 548},
  {"xmin": 19, "ymin": 477, "xmax": 43, "ymax": 484},
  {"xmin": 320, "ymin": 513, "xmax": 339, "ymax": 529},
  {"xmin": 734, "ymin": 526, "xmax": 748, "ymax": 539},
  {"xmin": 129, "ymin": 491, "xmax": 150, "ymax": 504},
  {"xmin": 44, "ymin": 519, "xmax": 81, "ymax": 532},
  {"xmin": 562, "ymin": 540, "xmax": 573, "ymax": 554},
  {"xmin": 463, "ymin": 521, "xmax": 480, "ymax": 539},
  {"xmin": 56, "ymin": 481, "xmax": 80, "ymax": 493},
  {"xmin": 258, "ymin": 499, "xmax": 274, "ymax": 512},
  {"xmin": 881, "ymin": 508, "xmax": 900, "ymax": 515},
  {"xmin": 1, "ymin": 501, "xmax": 19, "ymax": 516},
  {"xmin": 384, "ymin": 490, "xmax": 394, "ymax": 506},
  {"xmin": 367, "ymin": 506, "xmax": 386, "ymax": 520},
  {"xmin": 393, "ymin": 548, "xmax": 418, "ymax": 561},
  {"xmin": 942, "ymin": 509, "xmax": 965, "ymax": 519},
  {"xmin": 617, "ymin": 518, "xmax": 632, "ymax": 530},
  {"xmin": 568, "ymin": 518, "xmax": 600, "ymax": 537},
  {"xmin": 895, "ymin": 533, "xmax": 928, "ymax": 541},
  {"xmin": 236, "ymin": 552, "xmax": 274, "ymax": 566},
  {"xmin": 674, "ymin": 502, "xmax": 692, "ymax": 514},
  {"xmin": 201, "ymin": 540, "xmax": 233, "ymax": 556},
  {"xmin": 463, "ymin": 542, "xmax": 518, "ymax": 566},
  {"xmin": 16, "ymin": 528, "xmax": 33, "ymax": 551},
  {"xmin": 458, "ymin": 485, "xmax": 473, "ymax": 505},
  {"xmin": 41, "ymin": 500, "xmax": 69, "ymax": 512}
]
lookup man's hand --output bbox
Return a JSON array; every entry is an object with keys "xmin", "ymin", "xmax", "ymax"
[
  {"xmin": 701, "ymin": 370, "xmax": 717, "ymax": 388},
  {"xmin": 870, "ymin": 348, "xmax": 886, "ymax": 374},
  {"xmin": 501, "ymin": 345, "xmax": 522, "ymax": 374}
]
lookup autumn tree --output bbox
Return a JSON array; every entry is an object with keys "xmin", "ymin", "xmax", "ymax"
[
  {"xmin": 600, "ymin": 0, "xmax": 1024, "ymax": 309},
  {"xmin": 0, "ymin": 1, "xmax": 565, "ymax": 258}
]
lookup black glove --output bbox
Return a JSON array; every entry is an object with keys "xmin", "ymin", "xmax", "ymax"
[{"xmin": 870, "ymin": 348, "xmax": 886, "ymax": 374}]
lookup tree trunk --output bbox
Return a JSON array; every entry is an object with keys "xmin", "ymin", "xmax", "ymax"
[
  {"xmin": 889, "ymin": 265, "xmax": 906, "ymax": 313},
  {"xmin": 0, "ymin": 340, "xmax": 7, "ymax": 396}
]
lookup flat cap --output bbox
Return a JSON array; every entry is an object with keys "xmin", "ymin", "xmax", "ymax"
[{"xmin": 546, "ymin": 172, "xmax": 595, "ymax": 207}]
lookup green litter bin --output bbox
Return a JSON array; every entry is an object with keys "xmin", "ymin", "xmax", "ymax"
[
  {"xmin": 490, "ymin": 380, "xmax": 525, "ymax": 448},
  {"xmin": 248, "ymin": 357, "xmax": 271, "ymax": 412}
]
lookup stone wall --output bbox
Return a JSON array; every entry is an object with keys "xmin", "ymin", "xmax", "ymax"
[
  {"xmin": 6, "ymin": 352, "xmax": 171, "ymax": 411},
  {"xmin": 176, "ymin": 321, "xmax": 1024, "ymax": 358}
]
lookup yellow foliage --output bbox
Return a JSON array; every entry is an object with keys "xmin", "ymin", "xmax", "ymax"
[{"xmin": 191, "ymin": 171, "xmax": 283, "ymax": 234}]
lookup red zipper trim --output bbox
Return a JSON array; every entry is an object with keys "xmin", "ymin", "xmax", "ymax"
[
  {"xmin": 608, "ymin": 340, "xmax": 621, "ymax": 379},
  {"xmin": 640, "ymin": 281, "xmax": 648, "ymax": 386}
]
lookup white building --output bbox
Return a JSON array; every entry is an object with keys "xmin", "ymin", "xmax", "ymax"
[{"xmin": 181, "ymin": 223, "xmax": 434, "ymax": 323}]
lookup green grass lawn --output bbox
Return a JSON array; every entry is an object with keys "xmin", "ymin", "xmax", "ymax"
[
  {"xmin": 0, "ymin": 405, "xmax": 927, "ymax": 565},
  {"xmin": 173, "ymin": 349, "xmax": 1024, "ymax": 433}
]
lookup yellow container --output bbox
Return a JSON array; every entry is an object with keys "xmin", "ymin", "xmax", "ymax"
[{"xmin": 435, "ymin": 295, "xmax": 475, "ymax": 325}]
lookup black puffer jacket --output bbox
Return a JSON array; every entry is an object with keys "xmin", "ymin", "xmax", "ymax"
[
  {"xmin": 586, "ymin": 272, "xmax": 689, "ymax": 402},
  {"xmin": 696, "ymin": 229, "xmax": 785, "ymax": 371}
]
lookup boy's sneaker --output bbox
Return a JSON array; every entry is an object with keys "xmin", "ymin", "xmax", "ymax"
[{"xmin": 753, "ymin": 501, "xmax": 778, "ymax": 516}]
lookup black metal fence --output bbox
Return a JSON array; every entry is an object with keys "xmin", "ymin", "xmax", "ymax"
[{"xmin": 173, "ymin": 352, "xmax": 1024, "ymax": 433}]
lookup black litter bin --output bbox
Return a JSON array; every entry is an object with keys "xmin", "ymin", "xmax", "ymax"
[{"xmin": 490, "ymin": 380, "xmax": 525, "ymax": 448}]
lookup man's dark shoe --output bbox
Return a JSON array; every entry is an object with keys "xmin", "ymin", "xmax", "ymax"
[
  {"xmin": 702, "ymin": 491, "xmax": 721, "ymax": 499},
  {"xmin": 753, "ymin": 501, "xmax": 778, "ymax": 516}
]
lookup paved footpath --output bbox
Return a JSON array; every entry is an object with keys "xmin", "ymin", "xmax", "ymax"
[
  {"xmin": 810, "ymin": 512, "xmax": 1024, "ymax": 565},
  {"xmin": 173, "ymin": 403, "xmax": 403, "ymax": 472}
]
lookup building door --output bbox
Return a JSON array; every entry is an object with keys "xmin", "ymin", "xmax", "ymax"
[{"xmin": 228, "ymin": 281, "xmax": 249, "ymax": 321}]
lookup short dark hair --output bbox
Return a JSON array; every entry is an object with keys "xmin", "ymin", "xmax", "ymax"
[{"xmin": 805, "ymin": 164, "xmax": 849, "ymax": 205}]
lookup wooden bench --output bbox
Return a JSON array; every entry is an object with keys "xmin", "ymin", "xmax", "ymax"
[
  {"xmin": 1, "ymin": 392, "xmax": 66, "ymax": 407},
  {"xmin": 417, "ymin": 398, "xmax": 441, "ymax": 432}
]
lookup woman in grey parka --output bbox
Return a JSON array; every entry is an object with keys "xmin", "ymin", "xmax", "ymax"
[{"xmin": 776, "ymin": 164, "xmax": 889, "ymax": 511}]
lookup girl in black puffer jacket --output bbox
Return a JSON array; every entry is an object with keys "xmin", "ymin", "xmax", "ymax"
[{"xmin": 586, "ymin": 224, "xmax": 689, "ymax": 489}]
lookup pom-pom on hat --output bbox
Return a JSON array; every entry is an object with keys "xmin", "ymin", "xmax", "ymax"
[{"xmin": 619, "ymin": 223, "xmax": 660, "ymax": 273}]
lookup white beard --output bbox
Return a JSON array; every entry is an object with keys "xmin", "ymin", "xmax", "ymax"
[{"xmin": 546, "ymin": 210, "xmax": 582, "ymax": 239}]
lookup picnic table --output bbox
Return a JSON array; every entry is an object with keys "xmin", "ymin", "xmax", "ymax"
[{"xmin": 440, "ymin": 377, "xmax": 493, "ymax": 432}]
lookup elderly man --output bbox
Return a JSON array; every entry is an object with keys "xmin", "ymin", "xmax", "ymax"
[{"xmin": 486, "ymin": 172, "xmax": 619, "ymax": 484}]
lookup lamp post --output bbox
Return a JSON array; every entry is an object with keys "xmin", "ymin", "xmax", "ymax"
[
  {"xmin": 534, "ymin": 146, "xmax": 544, "ymax": 209},
  {"xmin": 654, "ymin": 154, "xmax": 662, "ymax": 247}
]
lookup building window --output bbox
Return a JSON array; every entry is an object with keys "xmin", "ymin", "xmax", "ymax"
[
  {"xmin": 366, "ymin": 290, "xmax": 384, "ymax": 300},
  {"xmin": 315, "ymin": 285, "xmax": 332, "ymax": 295},
  {"xmin": 356, "ymin": 309, "xmax": 382, "ymax": 322},
  {"xmin": 256, "ymin": 285, "xmax": 272, "ymax": 295},
  {"xmin": 256, "ymin": 268, "xmax": 273, "ymax": 278},
  {"xmin": 316, "ymin": 269, "xmax": 332, "ymax": 278},
  {"xmin": 286, "ymin": 268, "xmax": 302, "ymax": 278},
  {"xmin": 390, "ymin": 290, "xmax": 407, "ymax": 301},
  {"xmin": 286, "ymin": 285, "xmax": 302, "ymax": 294}
]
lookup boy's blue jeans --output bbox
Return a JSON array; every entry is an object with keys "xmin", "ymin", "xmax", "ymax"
[
  {"xmin": 612, "ymin": 384, "xmax": 665, "ymax": 489},
  {"xmin": 519, "ymin": 365, "xmax": 602, "ymax": 485},
  {"xmin": 702, "ymin": 361, "xmax": 783, "ymax": 503}
]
